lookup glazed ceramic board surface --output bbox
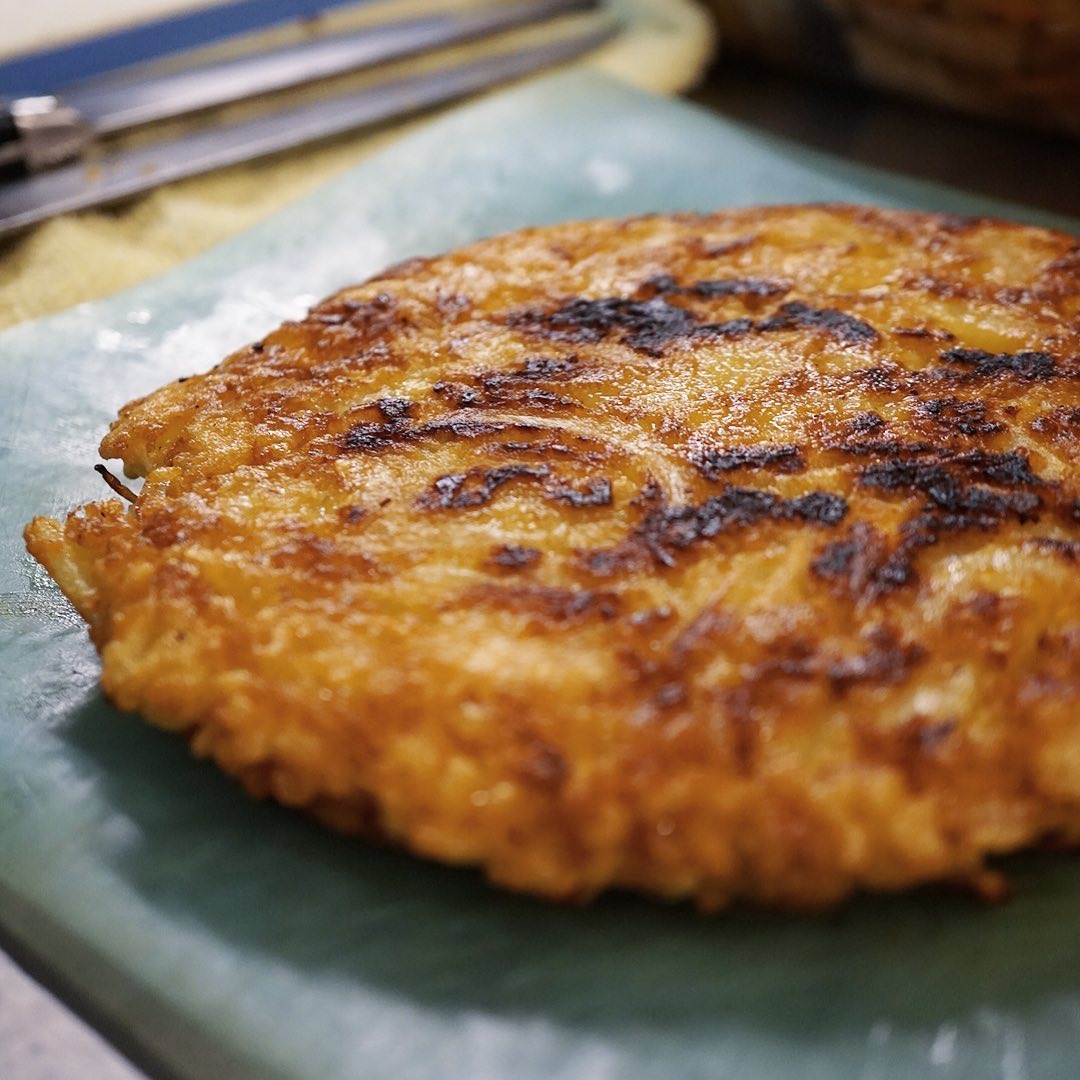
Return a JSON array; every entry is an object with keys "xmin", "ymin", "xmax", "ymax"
[{"xmin": 2, "ymin": 71, "xmax": 1080, "ymax": 1080}]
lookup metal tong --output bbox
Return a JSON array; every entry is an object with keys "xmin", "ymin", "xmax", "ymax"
[{"xmin": 0, "ymin": 0, "xmax": 614, "ymax": 237}]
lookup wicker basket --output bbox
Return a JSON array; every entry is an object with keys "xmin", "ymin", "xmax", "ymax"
[{"xmin": 709, "ymin": 0, "xmax": 1080, "ymax": 137}]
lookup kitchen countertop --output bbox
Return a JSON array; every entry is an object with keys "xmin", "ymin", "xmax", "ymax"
[
  {"xmin": 0, "ymin": 950, "xmax": 139, "ymax": 1080},
  {"xmin": 3, "ymin": 57, "xmax": 1079, "ymax": 1080},
  {"xmin": 692, "ymin": 59, "xmax": 1080, "ymax": 219}
]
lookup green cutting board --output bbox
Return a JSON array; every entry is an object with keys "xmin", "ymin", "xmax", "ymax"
[{"xmin": 3, "ymin": 71, "xmax": 1080, "ymax": 1080}]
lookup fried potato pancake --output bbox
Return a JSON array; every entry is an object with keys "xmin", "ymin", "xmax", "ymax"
[{"xmin": 25, "ymin": 205, "xmax": 1080, "ymax": 909}]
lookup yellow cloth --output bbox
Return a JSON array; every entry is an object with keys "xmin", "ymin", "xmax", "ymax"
[{"xmin": 0, "ymin": 0, "xmax": 714, "ymax": 330}]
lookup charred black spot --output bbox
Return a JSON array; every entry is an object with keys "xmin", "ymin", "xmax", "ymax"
[
  {"xmin": 496, "ymin": 440, "xmax": 555, "ymax": 453},
  {"xmin": 859, "ymin": 448, "xmax": 1044, "ymax": 501},
  {"xmin": 511, "ymin": 294, "xmax": 879, "ymax": 354},
  {"xmin": 912, "ymin": 495, "xmax": 1042, "ymax": 535},
  {"xmin": 786, "ymin": 492, "xmax": 849, "ymax": 525},
  {"xmin": 1031, "ymin": 407, "xmax": 1080, "ymax": 442},
  {"xmin": 813, "ymin": 539, "xmax": 860, "ymax": 578},
  {"xmin": 835, "ymin": 442, "xmax": 1045, "ymax": 490},
  {"xmin": 344, "ymin": 398, "xmax": 423, "ymax": 450},
  {"xmin": 940, "ymin": 347, "xmax": 1055, "ymax": 380},
  {"xmin": 483, "ymin": 437, "xmax": 605, "ymax": 464},
  {"xmin": 812, "ymin": 522, "xmax": 915, "ymax": 601},
  {"xmin": 311, "ymin": 293, "xmax": 396, "ymax": 328},
  {"xmin": 859, "ymin": 455, "xmax": 1043, "ymax": 526},
  {"xmin": 546, "ymin": 477, "xmax": 613, "ymax": 508},
  {"xmin": 916, "ymin": 718, "xmax": 957, "ymax": 752},
  {"xmin": 643, "ymin": 273, "xmax": 679, "ymax": 295},
  {"xmin": 916, "ymin": 397, "xmax": 1005, "ymax": 436},
  {"xmin": 827, "ymin": 628, "xmax": 925, "ymax": 695},
  {"xmin": 584, "ymin": 485, "xmax": 847, "ymax": 574},
  {"xmin": 846, "ymin": 412, "xmax": 885, "ymax": 436},
  {"xmin": 510, "ymin": 388, "xmax": 576, "ymax": 409},
  {"xmin": 633, "ymin": 478, "xmax": 666, "ymax": 507},
  {"xmin": 490, "ymin": 544, "xmax": 542, "ymax": 569},
  {"xmin": 428, "ymin": 416, "xmax": 537, "ymax": 440},
  {"xmin": 854, "ymin": 365, "xmax": 909, "ymax": 393},
  {"xmin": 338, "ymin": 504, "xmax": 368, "ymax": 525},
  {"xmin": 831, "ymin": 438, "xmax": 936, "ymax": 459},
  {"xmin": 580, "ymin": 549, "xmax": 627, "ymax": 576},
  {"xmin": 695, "ymin": 318, "xmax": 755, "ymax": 338},
  {"xmin": 648, "ymin": 274, "xmax": 789, "ymax": 300},
  {"xmin": 690, "ymin": 277, "xmax": 789, "ymax": 298},
  {"xmin": 510, "ymin": 296, "xmax": 698, "ymax": 356},
  {"xmin": 867, "ymin": 551, "xmax": 917, "ymax": 593},
  {"xmin": 432, "ymin": 381, "xmax": 483, "ymax": 408},
  {"xmin": 478, "ymin": 355, "xmax": 580, "ymax": 393},
  {"xmin": 417, "ymin": 464, "xmax": 549, "ymax": 510},
  {"xmin": 815, "ymin": 446, "xmax": 1053, "ymax": 599},
  {"xmin": 652, "ymin": 489, "xmax": 780, "ymax": 554},
  {"xmin": 512, "ymin": 355, "xmax": 579, "ymax": 380},
  {"xmin": 466, "ymin": 584, "xmax": 620, "ymax": 623},
  {"xmin": 892, "ymin": 326, "xmax": 956, "ymax": 342},
  {"xmin": 1027, "ymin": 536, "xmax": 1080, "ymax": 562},
  {"xmin": 757, "ymin": 301, "xmax": 879, "ymax": 345},
  {"xmin": 728, "ymin": 625, "xmax": 925, "ymax": 714},
  {"xmin": 689, "ymin": 443, "xmax": 805, "ymax": 479},
  {"xmin": 343, "ymin": 409, "xmax": 543, "ymax": 454},
  {"xmin": 375, "ymin": 397, "xmax": 412, "ymax": 422},
  {"xmin": 855, "ymin": 442, "xmax": 1041, "ymax": 490},
  {"xmin": 417, "ymin": 461, "xmax": 615, "ymax": 513},
  {"xmin": 251, "ymin": 341, "xmax": 265, "ymax": 353},
  {"xmin": 436, "ymin": 355, "xmax": 581, "ymax": 410},
  {"xmin": 343, "ymin": 420, "xmax": 409, "ymax": 451},
  {"xmin": 964, "ymin": 450, "xmax": 1045, "ymax": 488}
]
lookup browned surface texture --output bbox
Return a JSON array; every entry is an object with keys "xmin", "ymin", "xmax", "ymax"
[{"xmin": 25, "ymin": 205, "xmax": 1080, "ymax": 909}]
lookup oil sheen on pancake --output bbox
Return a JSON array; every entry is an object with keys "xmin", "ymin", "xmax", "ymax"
[{"xmin": 25, "ymin": 205, "xmax": 1080, "ymax": 910}]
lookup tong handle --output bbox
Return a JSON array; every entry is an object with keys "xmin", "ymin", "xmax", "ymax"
[
  {"xmin": 0, "ymin": 105, "xmax": 27, "ymax": 181},
  {"xmin": 0, "ymin": 97, "xmax": 92, "ymax": 180}
]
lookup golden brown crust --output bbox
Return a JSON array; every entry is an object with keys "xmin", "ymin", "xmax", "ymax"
[{"xmin": 25, "ymin": 203, "xmax": 1080, "ymax": 909}]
